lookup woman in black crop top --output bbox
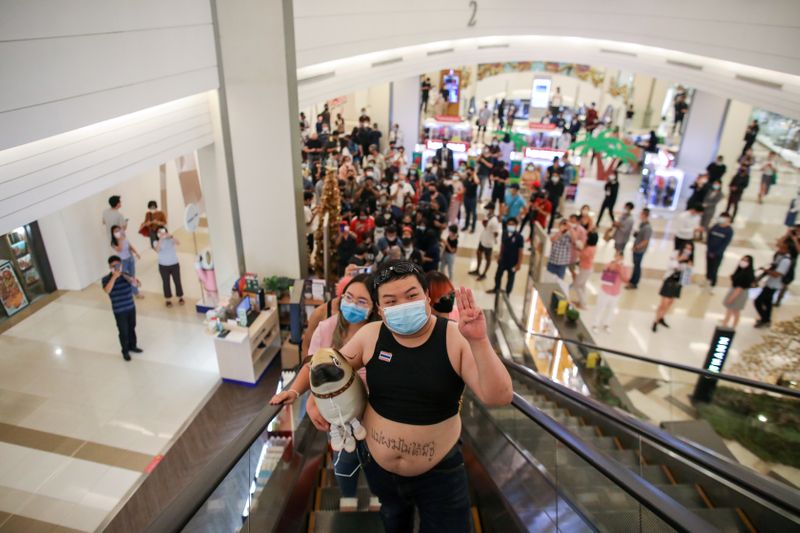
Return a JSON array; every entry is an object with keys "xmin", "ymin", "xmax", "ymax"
[{"xmin": 292, "ymin": 260, "xmax": 513, "ymax": 533}]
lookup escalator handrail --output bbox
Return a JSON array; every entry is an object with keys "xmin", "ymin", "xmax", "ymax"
[
  {"xmin": 143, "ymin": 386, "xmax": 288, "ymax": 533},
  {"xmin": 498, "ymin": 292, "xmax": 800, "ymax": 399},
  {"xmin": 507, "ymin": 360, "xmax": 800, "ymax": 516},
  {"xmin": 509, "ymin": 392, "xmax": 719, "ymax": 533}
]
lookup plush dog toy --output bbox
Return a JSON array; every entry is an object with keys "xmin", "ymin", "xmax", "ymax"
[{"xmin": 309, "ymin": 348, "xmax": 367, "ymax": 452}]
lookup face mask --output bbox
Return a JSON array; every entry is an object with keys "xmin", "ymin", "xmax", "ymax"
[
  {"xmin": 432, "ymin": 292, "xmax": 455, "ymax": 314},
  {"xmin": 113, "ymin": 231, "xmax": 122, "ymax": 238},
  {"xmin": 112, "ymin": 264, "xmax": 121, "ymax": 272},
  {"xmin": 383, "ymin": 299, "xmax": 429, "ymax": 335},
  {"xmin": 340, "ymin": 301, "xmax": 369, "ymax": 324},
  {"xmin": 739, "ymin": 261, "xmax": 749, "ymax": 269},
  {"xmin": 712, "ymin": 184, "xmax": 720, "ymax": 190},
  {"xmin": 149, "ymin": 208, "xmax": 156, "ymax": 213},
  {"xmin": 507, "ymin": 226, "xmax": 517, "ymax": 234},
  {"xmin": 418, "ymin": 225, "xmax": 426, "ymax": 232},
  {"xmin": 550, "ymin": 178, "xmax": 558, "ymax": 183},
  {"xmin": 402, "ymin": 237, "xmax": 412, "ymax": 246}
]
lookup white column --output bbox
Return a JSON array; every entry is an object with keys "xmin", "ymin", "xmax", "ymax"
[
  {"xmin": 716, "ymin": 99, "xmax": 753, "ymax": 178},
  {"xmin": 390, "ymin": 76, "xmax": 421, "ymax": 153},
  {"xmin": 213, "ymin": 0, "xmax": 305, "ymax": 279},
  {"xmin": 676, "ymin": 90, "xmax": 729, "ymax": 203}
]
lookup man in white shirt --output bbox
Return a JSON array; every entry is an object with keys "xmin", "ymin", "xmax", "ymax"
[
  {"xmin": 388, "ymin": 123, "xmax": 403, "ymax": 147},
  {"xmin": 389, "ymin": 174, "xmax": 415, "ymax": 219},
  {"xmin": 102, "ymin": 195, "xmax": 127, "ymax": 238},
  {"xmin": 477, "ymin": 101, "xmax": 493, "ymax": 143},
  {"xmin": 469, "ymin": 202, "xmax": 502, "ymax": 280},
  {"xmin": 674, "ymin": 205, "xmax": 703, "ymax": 258}
]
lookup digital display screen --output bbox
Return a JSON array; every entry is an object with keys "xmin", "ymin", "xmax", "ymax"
[{"xmin": 530, "ymin": 78, "xmax": 552, "ymax": 108}]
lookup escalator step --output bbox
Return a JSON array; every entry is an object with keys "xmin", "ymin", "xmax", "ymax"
[
  {"xmin": 311, "ymin": 510, "xmax": 384, "ymax": 533},
  {"xmin": 323, "ymin": 468, "xmax": 370, "ymax": 488},
  {"xmin": 693, "ymin": 508, "xmax": 751, "ymax": 533},
  {"xmin": 586, "ymin": 436, "xmax": 618, "ymax": 451},
  {"xmin": 626, "ymin": 465, "xmax": 671, "ymax": 485},
  {"xmin": 654, "ymin": 484, "xmax": 707, "ymax": 508},
  {"xmin": 319, "ymin": 487, "xmax": 376, "ymax": 512}
]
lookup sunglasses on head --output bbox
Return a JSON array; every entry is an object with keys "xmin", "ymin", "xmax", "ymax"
[{"xmin": 372, "ymin": 262, "xmax": 422, "ymax": 289}]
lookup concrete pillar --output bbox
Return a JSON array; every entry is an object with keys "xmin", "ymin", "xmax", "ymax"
[
  {"xmin": 630, "ymin": 74, "xmax": 654, "ymax": 130},
  {"xmin": 716, "ymin": 100, "xmax": 753, "ymax": 180},
  {"xmin": 212, "ymin": 0, "xmax": 306, "ymax": 278},
  {"xmin": 390, "ymin": 76, "xmax": 421, "ymax": 153},
  {"xmin": 676, "ymin": 90, "xmax": 730, "ymax": 203}
]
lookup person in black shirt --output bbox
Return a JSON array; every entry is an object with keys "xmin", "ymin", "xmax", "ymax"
[
  {"xmin": 462, "ymin": 169, "xmax": 480, "ymax": 232},
  {"xmin": 435, "ymin": 141, "xmax": 456, "ymax": 177},
  {"xmin": 336, "ymin": 223, "xmax": 358, "ymax": 276},
  {"xmin": 420, "ymin": 229, "xmax": 441, "ymax": 272},
  {"xmin": 490, "ymin": 161, "xmax": 509, "ymax": 205},
  {"xmin": 706, "ymin": 155, "xmax": 726, "ymax": 183},
  {"xmin": 596, "ymin": 172, "xmax": 619, "ymax": 226},
  {"xmin": 355, "ymin": 177, "xmax": 378, "ymax": 214},
  {"xmin": 420, "ymin": 77, "xmax": 432, "ymax": 112},
  {"xmin": 487, "ymin": 218, "xmax": 524, "ymax": 294},
  {"xmin": 321, "ymin": 103, "xmax": 331, "ymax": 128},
  {"xmin": 672, "ymin": 95, "xmax": 689, "ymax": 136},
  {"xmin": 741, "ymin": 120, "xmax": 759, "ymax": 157},
  {"xmin": 687, "ymin": 173, "xmax": 710, "ymax": 210},
  {"xmin": 545, "ymin": 169, "xmax": 566, "ymax": 231},
  {"xmin": 370, "ymin": 123, "xmax": 383, "ymax": 152},
  {"xmin": 304, "ymin": 133, "xmax": 323, "ymax": 164},
  {"xmin": 725, "ymin": 167, "xmax": 750, "ymax": 221}
]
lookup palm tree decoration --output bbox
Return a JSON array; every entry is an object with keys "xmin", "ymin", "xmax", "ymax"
[
  {"xmin": 570, "ymin": 130, "xmax": 637, "ymax": 181},
  {"xmin": 492, "ymin": 130, "xmax": 528, "ymax": 151}
]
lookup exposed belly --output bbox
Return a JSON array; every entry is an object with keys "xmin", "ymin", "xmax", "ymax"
[{"xmin": 362, "ymin": 403, "xmax": 460, "ymax": 477}]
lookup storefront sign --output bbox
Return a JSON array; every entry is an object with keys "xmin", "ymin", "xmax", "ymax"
[
  {"xmin": 524, "ymin": 148, "xmax": 565, "ymax": 161},
  {"xmin": 425, "ymin": 140, "xmax": 468, "ymax": 153},
  {"xmin": 692, "ymin": 327, "xmax": 735, "ymax": 402},
  {"xmin": 432, "ymin": 115, "xmax": 463, "ymax": 123},
  {"xmin": 526, "ymin": 122, "xmax": 558, "ymax": 130}
]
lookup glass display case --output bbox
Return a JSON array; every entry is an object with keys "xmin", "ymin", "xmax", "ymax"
[{"xmin": 0, "ymin": 223, "xmax": 53, "ymax": 321}]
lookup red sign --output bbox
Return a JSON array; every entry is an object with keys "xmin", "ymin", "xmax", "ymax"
[
  {"xmin": 145, "ymin": 454, "xmax": 164, "ymax": 473},
  {"xmin": 433, "ymin": 115, "xmax": 463, "ymax": 123},
  {"xmin": 527, "ymin": 122, "xmax": 557, "ymax": 130}
]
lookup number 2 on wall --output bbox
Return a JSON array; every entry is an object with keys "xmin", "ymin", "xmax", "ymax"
[{"xmin": 468, "ymin": 0, "xmax": 477, "ymax": 27}]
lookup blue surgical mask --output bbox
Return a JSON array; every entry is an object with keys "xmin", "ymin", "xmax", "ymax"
[
  {"xmin": 507, "ymin": 226, "xmax": 517, "ymax": 234},
  {"xmin": 383, "ymin": 299, "xmax": 429, "ymax": 335},
  {"xmin": 340, "ymin": 301, "xmax": 369, "ymax": 324}
]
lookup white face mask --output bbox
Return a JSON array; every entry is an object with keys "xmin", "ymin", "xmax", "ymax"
[
  {"xmin": 113, "ymin": 231, "xmax": 122, "ymax": 238},
  {"xmin": 739, "ymin": 261, "xmax": 749, "ymax": 269}
]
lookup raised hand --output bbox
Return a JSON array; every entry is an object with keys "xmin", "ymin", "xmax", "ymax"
[{"xmin": 456, "ymin": 287, "xmax": 486, "ymax": 342}]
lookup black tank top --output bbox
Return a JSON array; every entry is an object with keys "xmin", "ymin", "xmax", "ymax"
[{"xmin": 366, "ymin": 317, "xmax": 465, "ymax": 425}]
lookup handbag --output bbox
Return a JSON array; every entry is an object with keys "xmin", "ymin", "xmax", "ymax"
[
  {"xmin": 603, "ymin": 227, "xmax": 616, "ymax": 242},
  {"xmin": 601, "ymin": 268, "xmax": 619, "ymax": 285},
  {"xmin": 138, "ymin": 212, "xmax": 152, "ymax": 237}
]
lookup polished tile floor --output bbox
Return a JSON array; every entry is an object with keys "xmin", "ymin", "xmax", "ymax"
[{"xmin": 0, "ymin": 232, "xmax": 219, "ymax": 532}]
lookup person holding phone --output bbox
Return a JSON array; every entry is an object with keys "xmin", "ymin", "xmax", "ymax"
[
  {"xmin": 154, "ymin": 226, "xmax": 184, "ymax": 307},
  {"xmin": 337, "ymin": 222, "xmax": 358, "ymax": 276},
  {"xmin": 103, "ymin": 255, "xmax": 143, "ymax": 361}
]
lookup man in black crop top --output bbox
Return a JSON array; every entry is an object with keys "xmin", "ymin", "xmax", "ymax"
[{"xmin": 275, "ymin": 260, "xmax": 513, "ymax": 532}]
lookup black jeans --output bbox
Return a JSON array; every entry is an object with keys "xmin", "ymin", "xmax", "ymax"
[
  {"xmin": 463, "ymin": 196, "xmax": 477, "ymax": 231},
  {"xmin": 357, "ymin": 441, "xmax": 470, "ymax": 533},
  {"xmin": 706, "ymin": 252, "xmax": 723, "ymax": 286},
  {"xmin": 159, "ymin": 263, "xmax": 184, "ymax": 298},
  {"xmin": 114, "ymin": 310, "xmax": 137, "ymax": 355},
  {"xmin": 494, "ymin": 262, "xmax": 517, "ymax": 293},
  {"xmin": 754, "ymin": 287, "xmax": 776, "ymax": 323},
  {"xmin": 548, "ymin": 197, "xmax": 560, "ymax": 232},
  {"xmin": 596, "ymin": 199, "xmax": 616, "ymax": 225}
]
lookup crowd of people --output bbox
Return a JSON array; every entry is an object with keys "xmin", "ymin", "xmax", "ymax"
[{"xmin": 299, "ymin": 101, "xmax": 798, "ymax": 340}]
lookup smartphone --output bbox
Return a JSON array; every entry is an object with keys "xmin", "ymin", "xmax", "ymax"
[
  {"xmin": 357, "ymin": 266, "xmax": 372, "ymax": 274},
  {"xmin": 339, "ymin": 222, "xmax": 347, "ymax": 232}
]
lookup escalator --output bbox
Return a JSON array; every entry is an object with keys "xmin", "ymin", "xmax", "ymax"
[{"xmin": 140, "ymin": 307, "xmax": 799, "ymax": 532}]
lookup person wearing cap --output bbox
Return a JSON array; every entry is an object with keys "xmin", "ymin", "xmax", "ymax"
[{"xmin": 271, "ymin": 260, "xmax": 512, "ymax": 532}]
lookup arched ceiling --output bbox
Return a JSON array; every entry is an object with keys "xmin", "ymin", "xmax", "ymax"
[
  {"xmin": 293, "ymin": 0, "xmax": 800, "ymax": 118},
  {"xmin": 295, "ymin": 36, "xmax": 800, "ymax": 120}
]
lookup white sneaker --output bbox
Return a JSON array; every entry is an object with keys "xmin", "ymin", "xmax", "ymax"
[
  {"xmin": 369, "ymin": 496, "xmax": 381, "ymax": 511},
  {"xmin": 339, "ymin": 497, "xmax": 358, "ymax": 512}
]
